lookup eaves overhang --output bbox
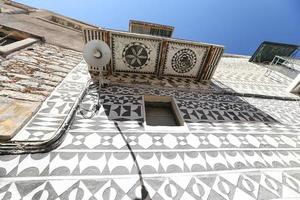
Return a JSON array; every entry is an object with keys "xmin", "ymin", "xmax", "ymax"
[
  {"xmin": 83, "ymin": 28, "xmax": 224, "ymax": 82},
  {"xmin": 249, "ymin": 41, "xmax": 299, "ymax": 64}
]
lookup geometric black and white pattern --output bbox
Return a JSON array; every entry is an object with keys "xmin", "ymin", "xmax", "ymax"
[
  {"xmin": 2, "ymin": 60, "xmax": 300, "ymax": 199},
  {"xmin": 0, "ymin": 171, "xmax": 299, "ymax": 200},
  {"xmin": 213, "ymin": 57, "xmax": 300, "ymax": 99},
  {"xmin": 112, "ymin": 34, "xmax": 160, "ymax": 74},
  {"xmin": 171, "ymin": 48, "xmax": 197, "ymax": 73},
  {"xmin": 122, "ymin": 42, "xmax": 150, "ymax": 70},
  {"xmin": 12, "ymin": 60, "xmax": 89, "ymax": 141},
  {"xmin": 163, "ymin": 42, "xmax": 208, "ymax": 78},
  {"xmin": 2, "ymin": 150, "xmax": 300, "ymax": 177},
  {"xmin": 60, "ymin": 131, "xmax": 300, "ymax": 150}
]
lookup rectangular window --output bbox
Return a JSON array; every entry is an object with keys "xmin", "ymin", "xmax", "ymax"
[
  {"xmin": 38, "ymin": 15, "xmax": 83, "ymax": 32},
  {"xmin": 0, "ymin": 27, "xmax": 40, "ymax": 56},
  {"xmin": 48, "ymin": 16, "xmax": 82, "ymax": 31},
  {"xmin": 143, "ymin": 96, "xmax": 184, "ymax": 127},
  {"xmin": 145, "ymin": 102, "xmax": 179, "ymax": 126},
  {"xmin": 129, "ymin": 20, "xmax": 174, "ymax": 38},
  {"xmin": 0, "ymin": 32, "xmax": 19, "ymax": 46}
]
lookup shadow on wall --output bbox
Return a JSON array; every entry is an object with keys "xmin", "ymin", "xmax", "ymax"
[
  {"xmin": 79, "ymin": 85, "xmax": 278, "ymax": 126},
  {"xmin": 76, "ymin": 85, "xmax": 281, "ymax": 200},
  {"xmin": 176, "ymin": 95, "xmax": 278, "ymax": 124},
  {"xmin": 113, "ymin": 122, "xmax": 151, "ymax": 200}
]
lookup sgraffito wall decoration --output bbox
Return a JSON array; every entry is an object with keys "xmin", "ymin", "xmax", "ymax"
[
  {"xmin": 83, "ymin": 28, "xmax": 224, "ymax": 81},
  {"xmin": 162, "ymin": 42, "xmax": 209, "ymax": 78},
  {"xmin": 112, "ymin": 34, "xmax": 161, "ymax": 74}
]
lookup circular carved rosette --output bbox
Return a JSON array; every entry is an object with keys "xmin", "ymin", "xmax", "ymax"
[
  {"xmin": 122, "ymin": 42, "xmax": 150, "ymax": 70},
  {"xmin": 171, "ymin": 48, "xmax": 197, "ymax": 73}
]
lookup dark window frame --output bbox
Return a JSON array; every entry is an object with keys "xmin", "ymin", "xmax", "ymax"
[
  {"xmin": 145, "ymin": 101, "xmax": 180, "ymax": 126},
  {"xmin": 143, "ymin": 95, "xmax": 184, "ymax": 127}
]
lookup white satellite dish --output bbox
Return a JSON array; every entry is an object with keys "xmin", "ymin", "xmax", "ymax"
[{"xmin": 83, "ymin": 40, "xmax": 112, "ymax": 68}]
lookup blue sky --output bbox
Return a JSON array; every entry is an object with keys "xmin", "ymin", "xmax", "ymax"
[{"xmin": 18, "ymin": 0, "xmax": 300, "ymax": 55}]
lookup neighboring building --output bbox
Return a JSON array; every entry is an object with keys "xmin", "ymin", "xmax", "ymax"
[
  {"xmin": 129, "ymin": 20, "xmax": 174, "ymax": 38},
  {"xmin": 0, "ymin": 1, "xmax": 300, "ymax": 200},
  {"xmin": 0, "ymin": 0, "xmax": 98, "ymax": 140}
]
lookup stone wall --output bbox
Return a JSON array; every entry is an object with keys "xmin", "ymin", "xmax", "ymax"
[
  {"xmin": 0, "ymin": 42, "xmax": 82, "ymax": 140},
  {"xmin": 0, "ymin": 42, "xmax": 82, "ymax": 101}
]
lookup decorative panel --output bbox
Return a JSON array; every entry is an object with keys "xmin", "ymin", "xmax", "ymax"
[
  {"xmin": 83, "ymin": 28, "xmax": 104, "ymax": 43},
  {"xmin": 83, "ymin": 28, "xmax": 224, "ymax": 82},
  {"xmin": 162, "ymin": 42, "xmax": 209, "ymax": 78},
  {"xmin": 112, "ymin": 34, "xmax": 161, "ymax": 74},
  {"xmin": 198, "ymin": 46, "xmax": 224, "ymax": 81}
]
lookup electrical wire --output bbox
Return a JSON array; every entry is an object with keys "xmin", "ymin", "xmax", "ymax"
[
  {"xmin": 114, "ymin": 122, "xmax": 150, "ymax": 200},
  {"xmin": 78, "ymin": 82, "xmax": 150, "ymax": 199},
  {"xmin": 78, "ymin": 83, "xmax": 101, "ymax": 119}
]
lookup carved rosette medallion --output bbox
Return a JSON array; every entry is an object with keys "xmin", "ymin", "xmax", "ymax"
[
  {"xmin": 171, "ymin": 48, "xmax": 197, "ymax": 73},
  {"xmin": 122, "ymin": 42, "xmax": 150, "ymax": 69}
]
